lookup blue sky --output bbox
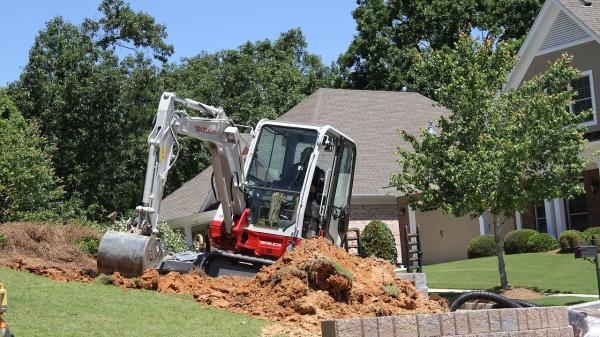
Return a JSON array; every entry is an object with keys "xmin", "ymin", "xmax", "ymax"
[{"xmin": 0, "ymin": 1, "xmax": 358, "ymax": 86}]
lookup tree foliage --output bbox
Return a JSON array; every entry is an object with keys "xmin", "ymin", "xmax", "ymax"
[
  {"xmin": 7, "ymin": 1, "xmax": 332, "ymax": 219},
  {"xmin": 0, "ymin": 91, "xmax": 65, "ymax": 222},
  {"xmin": 84, "ymin": 0, "xmax": 174, "ymax": 62},
  {"xmin": 392, "ymin": 36, "xmax": 589, "ymax": 288},
  {"xmin": 337, "ymin": 0, "xmax": 543, "ymax": 91}
]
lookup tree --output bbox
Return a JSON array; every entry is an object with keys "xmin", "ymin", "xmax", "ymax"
[
  {"xmin": 8, "ymin": 0, "xmax": 173, "ymax": 220},
  {"xmin": 337, "ymin": 0, "xmax": 543, "ymax": 91},
  {"xmin": 392, "ymin": 37, "xmax": 589, "ymax": 289},
  {"xmin": 0, "ymin": 91, "xmax": 65, "ymax": 222}
]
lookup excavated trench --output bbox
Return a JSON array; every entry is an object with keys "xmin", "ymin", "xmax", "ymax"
[{"xmin": 0, "ymin": 222, "xmax": 446, "ymax": 334}]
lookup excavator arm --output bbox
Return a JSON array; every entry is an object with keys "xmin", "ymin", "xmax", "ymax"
[
  {"xmin": 97, "ymin": 92, "xmax": 248, "ymax": 277},
  {"xmin": 136, "ymin": 92, "xmax": 247, "ymax": 235}
]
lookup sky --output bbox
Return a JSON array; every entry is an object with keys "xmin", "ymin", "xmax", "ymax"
[{"xmin": 0, "ymin": 1, "xmax": 358, "ymax": 86}]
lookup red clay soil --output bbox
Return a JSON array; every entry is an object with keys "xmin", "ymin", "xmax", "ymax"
[
  {"xmin": 0, "ymin": 222, "xmax": 99, "ymax": 282},
  {"xmin": 114, "ymin": 238, "xmax": 446, "ymax": 331}
]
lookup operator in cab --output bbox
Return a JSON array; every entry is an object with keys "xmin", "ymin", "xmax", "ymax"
[{"xmin": 279, "ymin": 147, "xmax": 324, "ymax": 238}]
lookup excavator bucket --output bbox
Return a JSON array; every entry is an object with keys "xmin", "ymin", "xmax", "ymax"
[{"xmin": 97, "ymin": 231, "xmax": 164, "ymax": 278}]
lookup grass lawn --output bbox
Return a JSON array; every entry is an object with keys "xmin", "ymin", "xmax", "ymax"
[
  {"xmin": 0, "ymin": 268, "xmax": 266, "ymax": 337},
  {"xmin": 424, "ymin": 252, "xmax": 599, "ymax": 294}
]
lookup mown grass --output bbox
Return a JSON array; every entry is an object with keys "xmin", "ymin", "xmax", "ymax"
[
  {"xmin": 0, "ymin": 267, "xmax": 265, "ymax": 337},
  {"xmin": 424, "ymin": 252, "xmax": 599, "ymax": 294}
]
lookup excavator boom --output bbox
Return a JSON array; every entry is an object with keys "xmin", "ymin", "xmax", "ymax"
[{"xmin": 97, "ymin": 92, "xmax": 248, "ymax": 277}]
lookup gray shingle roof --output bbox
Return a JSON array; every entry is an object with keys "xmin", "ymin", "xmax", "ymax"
[
  {"xmin": 278, "ymin": 88, "xmax": 450, "ymax": 196},
  {"xmin": 558, "ymin": 0, "xmax": 600, "ymax": 38},
  {"xmin": 160, "ymin": 88, "xmax": 449, "ymax": 221},
  {"xmin": 159, "ymin": 166, "xmax": 213, "ymax": 222}
]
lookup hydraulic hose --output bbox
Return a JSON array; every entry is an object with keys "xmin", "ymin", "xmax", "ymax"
[{"xmin": 449, "ymin": 291, "xmax": 539, "ymax": 312}]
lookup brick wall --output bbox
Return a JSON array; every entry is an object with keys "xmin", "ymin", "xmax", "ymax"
[
  {"xmin": 349, "ymin": 203, "xmax": 402, "ymax": 262},
  {"xmin": 321, "ymin": 307, "xmax": 573, "ymax": 337},
  {"xmin": 521, "ymin": 204, "xmax": 537, "ymax": 231}
]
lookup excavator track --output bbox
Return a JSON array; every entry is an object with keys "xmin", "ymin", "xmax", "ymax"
[{"xmin": 199, "ymin": 251, "xmax": 274, "ymax": 277}]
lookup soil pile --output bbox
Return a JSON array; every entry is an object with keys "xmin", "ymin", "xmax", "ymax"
[
  {"xmin": 495, "ymin": 287, "xmax": 546, "ymax": 300},
  {"xmin": 0, "ymin": 222, "xmax": 99, "ymax": 282},
  {"xmin": 115, "ymin": 237, "xmax": 446, "ymax": 330}
]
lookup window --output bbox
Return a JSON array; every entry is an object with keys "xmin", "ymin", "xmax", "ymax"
[
  {"xmin": 570, "ymin": 71, "xmax": 596, "ymax": 124},
  {"xmin": 565, "ymin": 194, "xmax": 588, "ymax": 231},
  {"xmin": 534, "ymin": 204, "xmax": 547, "ymax": 233}
]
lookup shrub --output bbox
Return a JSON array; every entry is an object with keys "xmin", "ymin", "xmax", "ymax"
[
  {"xmin": 467, "ymin": 235, "xmax": 496, "ymax": 258},
  {"xmin": 157, "ymin": 222, "xmax": 188, "ymax": 253},
  {"xmin": 583, "ymin": 227, "xmax": 600, "ymax": 243},
  {"xmin": 0, "ymin": 91, "xmax": 65, "ymax": 222},
  {"xmin": 359, "ymin": 220, "xmax": 397, "ymax": 264},
  {"xmin": 526, "ymin": 233, "xmax": 558, "ymax": 252},
  {"xmin": 559, "ymin": 230, "xmax": 584, "ymax": 253},
  {"xmin": 0, "ymin": 233, "xmax": 6, "ymax": 248},
  {"xmin": 503, "ymin": 229, "xmax": 538, "ymax": 254},
  {"xmin": 76, "ymin": 236, "xmax": 100, "ymax": 257}
]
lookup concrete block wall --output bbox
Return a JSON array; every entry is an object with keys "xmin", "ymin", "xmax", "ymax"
[{"xmin": 321, "ymin": 307, "xmax": 574, "ymax": 337}]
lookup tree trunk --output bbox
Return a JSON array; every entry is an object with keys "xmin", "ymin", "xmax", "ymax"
[{"xmin": 493, "ymin": 214, "xmax": 509, "ymax": 289}]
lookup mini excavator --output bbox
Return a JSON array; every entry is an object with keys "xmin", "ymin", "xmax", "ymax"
[{"xmin": 97, "ymin": 92, "xmax": 356, "ymax": 277}]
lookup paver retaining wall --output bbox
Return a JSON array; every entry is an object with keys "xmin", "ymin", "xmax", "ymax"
[{"xmin": 321, "ymin": 307, "xmax": 573, "ymax": 337}]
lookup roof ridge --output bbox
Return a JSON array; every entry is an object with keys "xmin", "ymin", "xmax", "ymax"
[{"xmin": 316, "ymin": 87, "xmax": 422, "ymax": 95}]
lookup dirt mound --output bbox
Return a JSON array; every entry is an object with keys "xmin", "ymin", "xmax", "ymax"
[
  {"xmin": 0, "ymin": 222, "xmax": 99, "ymax": 282},
  {"xmin": 116, "ymin": 238, "xmax": 445, "ymax": 331},
  {"xmin": 496, "ymin": 287, "xmax": 546, "ymax": 300}
]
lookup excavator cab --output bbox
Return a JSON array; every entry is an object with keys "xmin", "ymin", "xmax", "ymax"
[{"xmin": 243, "ymin": 121, "xmax": 356, "ymax": 248}]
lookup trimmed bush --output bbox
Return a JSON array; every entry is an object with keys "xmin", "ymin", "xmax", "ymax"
[
  {"xmin": 583, "ymin": 227, "xmax": 600, "ymax": 243},
  {"xmin": 504, "ymin": 229, "xmax": 538, "ymax": 254},
  {"xmin": 526, "ymin": 233, "xmax": 558, "ymax": 253},
  {"xmin": 559, "ymin": 230, "xmax": 584, "ymax": 253},
  {"xmin": 359, "ymin": 220, "xmax": 397, "ymax": 264},
  {"xmin": 467, "ymin": 235, "xmax": 496, "ymax": 258}
]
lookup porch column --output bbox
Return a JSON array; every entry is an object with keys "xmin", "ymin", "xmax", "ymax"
[
  {"xmin": 544, "ymin": 199, "xmax": 557, "ymax": 237},
  {"xmin": 184, "ymin": 225, "xmax": 193, "ymax": 248},
  {"xmin": 515, "ymin": 211, "xmax": 523, "ymax": 230},
  {"xmin": 553, "ymin": 198, "xmax": 567, "ymax": 235},
  {"xmin": 479, "ymin": 211, "xmax": 490, "ymax": 235},
  {"xmin": 408, "ymin": 206, "xmax": 417, "ymax": 232}
]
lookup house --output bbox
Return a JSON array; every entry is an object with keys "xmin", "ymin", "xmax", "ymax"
[
  {"xmin": 161, "ymin": 0, "xmax": 600, "ymax": 265},
  {"xmin": 160, "ymin": 88, "xmax": 502, "ymax": 265},
  {"xmin": 505, "ymin": 0, "xmax": 600, "ymax": 235}
]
